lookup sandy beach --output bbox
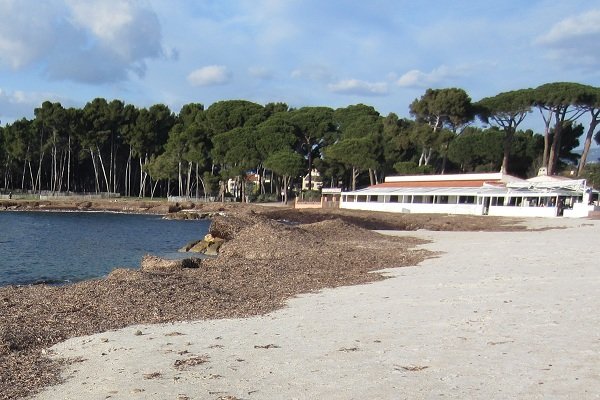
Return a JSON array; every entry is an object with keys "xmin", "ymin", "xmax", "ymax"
[{"xmin": 31, "ymin": 217, "xmax": 600, "ymax": 400}]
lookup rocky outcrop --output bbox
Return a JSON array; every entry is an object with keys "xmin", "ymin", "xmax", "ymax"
[
  {"xmin": 139, "ymin": 255, "xmax": 201, "ymax": 273},
  {"xmin": 164, "ymin": 211, "xmax": 225, "ymax": 220},
  {"xmin": 180, "ymin": 233, "xmax": 225, "ymax": 256}
]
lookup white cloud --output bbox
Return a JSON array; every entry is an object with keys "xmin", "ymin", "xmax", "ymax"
[
  {"xmin": 187, "ymin": 65, "xmax": 232, "ymax": 86},
  {"xmin": 537, "ymin": 9, "xmax": 600, "ymax": 44},
  {"xmin": 0, "ymin": 1, "xmax": 59, "ymax": 69},
  {"xmin": 536, "ymin": 9, "xmax": 600, "ymax": 69},
  {"xmin": 396, "ymin": 65, "xmax": 465, "ymax": 88},
  {"xmin": 0, "ymin": 0, "xmax": 165, "ymax": 83},
  {"xmin": 328, "ymin": 79, "xmax": 388, "ymax": 96},
  {"xmin": 0, "ymin": 87, "xmax": 69, "ymax": 124}
]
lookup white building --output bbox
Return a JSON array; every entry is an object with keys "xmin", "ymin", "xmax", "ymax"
[
  {"xmin": 301, "ymin": 169, "xmax": 323, "ymax": 191},
  {"xmin": 340, "ymin": 172, "xmax": 599, "ymax": 218}
]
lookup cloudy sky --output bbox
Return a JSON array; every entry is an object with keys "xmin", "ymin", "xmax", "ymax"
[{"xmin": 1, "ymin": 0, "xmax": 599, "ymax": 134}]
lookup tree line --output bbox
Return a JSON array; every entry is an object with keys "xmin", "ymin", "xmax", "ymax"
[{"xmin": 1, "ymin": 82, "xmax": 599, "ymax": 202}]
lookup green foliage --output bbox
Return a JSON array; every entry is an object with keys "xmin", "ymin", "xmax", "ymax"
[
  {"xmin": 393, "ymin": 161, "xmax": 433, "ymax": 175},
  {"xmin": 325, "ymin": 136, "xmax": 379, "ymax": 172},
  {"xmin": 581, "ymin": 163, "xmax": 600, "ymax": 189},
  {"xmin": 3, "ymin": 82, "xmax": 598, "ymax": 198},
  {"xmin": 264, "ymin": 149, "xmax": 304, "ymax": 178},
  {"xmin": 447, "ymin": 127, "xmax": 503, "ymax": 172},
  {"xmin": 205, "ymin": 100, "xmax": 265, "ymax": 134},
  {"xmin": 409, "ymin": 88, "xmax": 475, "ymax": 132}
]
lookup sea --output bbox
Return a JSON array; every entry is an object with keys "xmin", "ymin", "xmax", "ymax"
[{"xmin": 0, "ymin": 211, "xmax": 210, "ymax": 286}]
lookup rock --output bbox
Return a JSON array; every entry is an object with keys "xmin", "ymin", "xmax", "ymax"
[
  {"xmin": 179, "ymin": 239, "xmax": 202, "ymax": 252},
  {"xmin": 186, "ymin": 234, "xmax": 225, "ymax": 255},
  {"xmin": 188, "ymin": 240, "xmax": 210, "ymax": 253},
  {"xmin": 204, "ymin": 237, "xmax": 225, "ymax": 256}
]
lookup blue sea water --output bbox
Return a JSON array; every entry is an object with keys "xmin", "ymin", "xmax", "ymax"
[{"xmin": 0, "ymin": 212, "xmax": 210, "ymax": 286}]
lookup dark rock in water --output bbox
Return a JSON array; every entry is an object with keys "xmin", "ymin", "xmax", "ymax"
[
  {"xmin": 164, "ymin": 211, "xmax": 223, "ymax": 220},
  {"xmin": 186, "ymin": 233, "xmax": 225, "ymax": 255},
  {"xmin": 189, "ymin": 240, "xmax": 210, "ymax": 253},
  {"xmin": 179, "ymin": 239, "xmax": 202, "ymax": 252},
  {"xmin": 140, "ymin": 255, "xmax": 201, "ymax": 273},
  {"xmin": 205, "ymin": 237, "xmax": 225, "ymax": 256}
]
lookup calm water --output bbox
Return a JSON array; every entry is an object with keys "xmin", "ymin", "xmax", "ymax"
[{"xmin": 0, "ymin": 212, "xmax": 210, "ymax": 286}]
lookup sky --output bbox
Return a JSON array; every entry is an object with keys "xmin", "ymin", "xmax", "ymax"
[{"xmin": 1, "ymin": 0, "xmax": 600, "ymax": 138}]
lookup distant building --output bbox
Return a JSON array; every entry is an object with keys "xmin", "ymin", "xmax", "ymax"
[
  {"xmin": 340, "ymin": 172, "xmax": 599, "ymax": 218},
  {"xmin": 302, "ymin": 169, "xmax": 323, "ymax": 191}
]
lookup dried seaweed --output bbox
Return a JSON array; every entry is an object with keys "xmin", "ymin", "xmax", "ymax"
[{"xmin": 0, "ymin": 203, "xmax": 494, "ymax": 400}]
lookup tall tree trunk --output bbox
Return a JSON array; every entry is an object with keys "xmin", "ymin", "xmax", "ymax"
[
  {"xmin": 307, "ymin": 146, "xmax": 313, "ymax": 191},
  {"xmin": 67, "ymin": 136, "xmax": 71, "ymax": 193},
  {"xmin": 351, "ymin": 166, "xmax": 359, "ymax": 191},
  {"xmin": 500, "ymin": 129, "xmax": 514, "ymax": 174},
  {"xmin": 96, "ymin": 146, "xmax": 110, "ymax": 193},
  {"xmin": 28, "ymin": 161, "xmax": 35, "ymax": 192},
  {"xmin": 186, "ymin": 162, "xmax": 192, "ymax": 198},
  {"xmin": 539, "ymin": 108, "xmax": 553, "ymax": 171},
  {"xmin": 90, "ymin": 148, "xmax": 100, "ymax": 193},
  {"xmin": 577, "ymin": 110, "xmax": 600, "ymax": 177},
  {"xmin": 177, "ymin": 161, "xmax": 182, "ymax": 197},
  {"xmin": 35, "ymin": 153, "xmax": 44, "ymax": 194},
  {"xmin": 195, "ymin": 163, "xmax": 200, "ymax": 199},
  {"xmin": 150, "ymin": 179, "xmax": 159, "ymax": 199},
  {"xmin": 548, "ymin": 109, "xmax": 567, "ymax": 176},
  {"xmin": 368, "ymin": 169, "xmax": 375, "ymax": 186},
  {"xmin": 21, "ymin": 151, "xmax": 28, "ymax": 191},
  {"xmin": 283, "ymin": 176, "xmax": 289, "ymax": 204}
]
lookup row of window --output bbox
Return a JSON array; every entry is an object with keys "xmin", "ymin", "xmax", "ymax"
[
  {"xmin": 342, "ymin": 194, "xmax": 477, "ymax": 204},
  {"xmin": 342, "ymin": 194, "xmax": 579, "ymax": 207}
]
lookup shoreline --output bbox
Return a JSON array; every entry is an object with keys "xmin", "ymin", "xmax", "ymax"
[
  {"xmin": 32, "ymin": 219, "xmax": 600, "ymax": 399},
  {"xmin": 1, "ymin": 201, "xmax": 590, "ymax": 399},
  {"xmin": 0, "ymin": 206, "xmax": 430, "ymax": 400}
]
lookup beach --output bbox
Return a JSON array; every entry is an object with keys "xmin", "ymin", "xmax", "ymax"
[{"xmin": 27, "ymin": 215, "xmax": 600, "ymax": 399}]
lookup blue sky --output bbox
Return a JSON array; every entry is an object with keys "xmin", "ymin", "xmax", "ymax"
[{"xmin": 1, "ymin": 0, "xmax": 599, "ymax": 137}]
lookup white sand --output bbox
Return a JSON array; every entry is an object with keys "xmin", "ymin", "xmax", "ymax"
[{"xmin": 34, "ymin": 218, "xmax": 600, "ymax": 400}]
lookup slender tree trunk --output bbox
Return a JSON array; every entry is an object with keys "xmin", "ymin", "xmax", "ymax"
[
  {"xmin": 3, "ymin": 156, "xmax": 10, "ymax": 191},
  {"xmin": 351, "ymin": 166, "xmax": 358, "ymax": 191},
  {"xmin": 28, "ymin": 161, "xmax": 35, "ymax": 192},
  {"xmin": 35, "ymin": 152, "xmax": 44, "ymax": 194},
  {"xmin": 539, "ymin": 108, "xmax": 553, "ymax": 171},
  {"xmin": 90, "ymin": 148, "xmax": 100, "ymax": 193},
  {"xmin": 368, "ymin": 169, "xmax": 375, "ymax": 186},
  {"xmin": 283, "ymin": 176, "xmax": 289, "ymax": 204},
  {"xmin": 58, "ymin": 149, "xmax": 66, "ymax": 192},
  {"xmin": 548, "ymin": 109, "xmax": 567, "ymax": 176},
  {"xmin": 577, "ymin": 111, "xmax": 600, "ymax": 177},
  {"xmin": 96, "ymin": 146, "xmax": 110, "ymax": 193},
  {"xmin": 424, "ymin": 148, "xmax": 433, "ymax": 166},
  {"xmin": 186, "ymin": 162, "xmax": 192, "ymax": 198},
  {"xmin": 177, "ymin": 161, "xmax": 182, "ymax": 197},
  {"xmin": 67, "ymin": 136, "xmax": 71, "ymax": 193},
  {"xmin": 22, "ymin": 146, "xmax": 30, "ymax": 190},
  {"xmin": 307, "ymin": 145, "xmax": 313, "ymax": 191},
  {"xmin": 195, "ymin": 163, "xmax": 200, "ymax": 199},
  {"xmin": 501, "ymin": 127, "xmax": 515, "ymax": 174},
  {"xmin": 151, "ymin": 180, "xmax": 159, "ymax": 199}
]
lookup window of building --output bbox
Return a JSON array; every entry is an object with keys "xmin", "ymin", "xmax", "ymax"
[
  {"xmin": 357, "ymin": 195, "xmax": 367, "ymax": 202},
  {"xmin": 389, "ymin": 195, "xmax": 399, "ymax": 203},
  {"xmin": 369, "ymin": 195, "xmax": 379, "ymax": 202},
  {"xmin": 458, "ymin": 195, "xmax": 475, "ymax": 204}
]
